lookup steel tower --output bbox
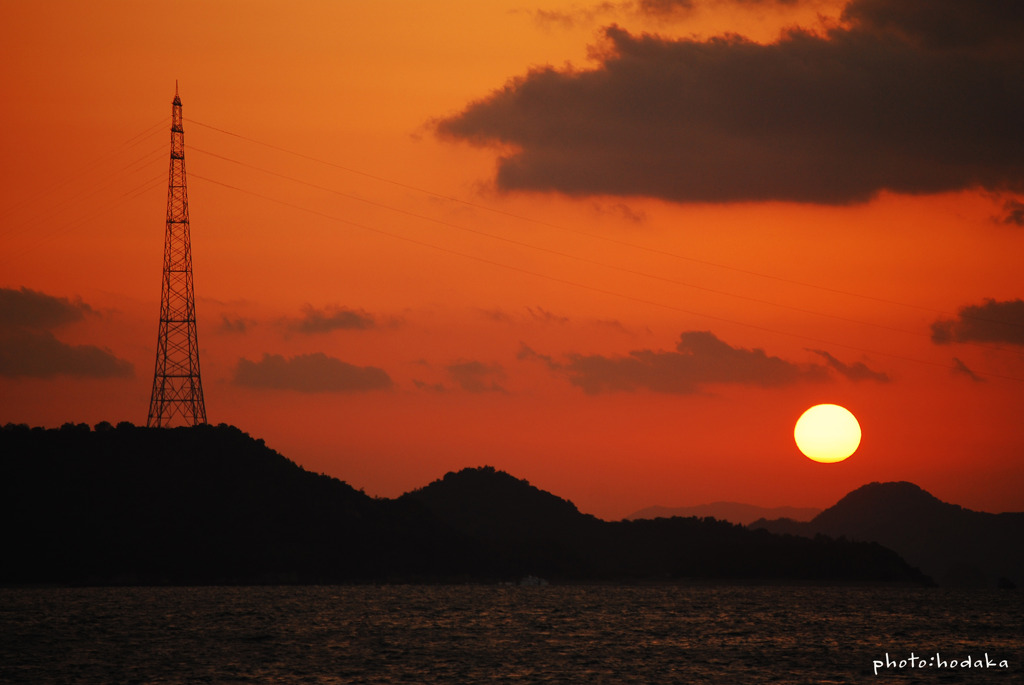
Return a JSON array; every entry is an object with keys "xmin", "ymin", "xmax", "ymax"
[{"xmin": 147, "ymin": 83, "xmax": 207, "ymax": 427}]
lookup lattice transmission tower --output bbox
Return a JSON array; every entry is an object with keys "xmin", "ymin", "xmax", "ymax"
[{"xmin": 147, "ymin": 83, "xmax": 207, "ymax": 427}]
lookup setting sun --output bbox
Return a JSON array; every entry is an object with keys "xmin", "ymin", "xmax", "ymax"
[
  {"xmin": 2, "ymin": 0, "xmax": 1024, "ymax": 521},
  {"xmin": 794, "ymin": 404, "xmax": 862, "ymax": 463}
]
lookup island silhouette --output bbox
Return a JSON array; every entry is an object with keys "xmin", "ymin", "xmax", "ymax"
[
  {"xmin": 628, "ymin": 503, "xmax": 821, "ymax": 526},
  {"xmin": 751, "ymin": 482, "xmax": 1024, "ymax": 588},
  {"xmin": 0, "ymin": 422, "xmax": 940, "ymax": 586}
]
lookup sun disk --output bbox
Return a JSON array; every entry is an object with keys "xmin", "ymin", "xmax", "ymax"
[{"xmin": 794, "ymin": 404, "xmax": 861, "ymax": 463}]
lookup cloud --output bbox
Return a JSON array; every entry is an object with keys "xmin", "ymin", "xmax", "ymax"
[
  {"xmin": 931, "ymin": 298, "xmax": 1024, "ymax": 346},
  {"xmin": 479, "ymin": 306, "xmax": 572, "ymax": 325},
  {"xmin": 523, "ymin": 331, "xmax": 828, "ymax": 394},
  {"xmin": 233, "ymin": 353, "xmax": 392, "ymax": 392},
  {"xmin": 642, "ymin": 0, "xmax": 804, "ymax": 11},
  {"xmin": 530, "ymin": 3, "xmax": 619, "ymax": 29},
  {"xmin": 527, "ymin": 306, "xmax": 570, "ymax": 325},
  {"xmin": 841, "ymin": 0, "xmax": 1024, "ymax": 50},
  {"xmin": 637, "ymin": 0, "xmax": 802, "ymax": 15},
  {"xmin": 287, "ymin": 305, "xmax": 376, "ymax": 334},
  {"xmin": 219, "ymin": 315, "xmax": 254, "ymax": 334},
  {"xmin": 594, "ymin": 318, "xmax": 632, "ymax": 335},
  {"xmin": 447, "ymin": 360, "xmax": 507, "ymax": 393},
  {"xmin": 951, "ymin": 357, "xmax": 984, "ymax": 382},
  {"xmin": 809, "ymin": 349, "xmax": 889, "ymax": 382},
  {"xmin": 0, "ymin": 286, "xmax": 93, "ymax": 331},
  {"xmin": 518, "ymin": 342, "xmax": 557, "ymax": 366},
  {"xmin": 0, "ymin": 286, "xmax": 132, "ymax": 378},
  {"xmin": 435, "ymin": 4, "xmax": 1024, "ymax": 205},
  {"xmin": 0, "ymin": 329, "xmax": 132, "ymax": 378},
  {"xmin": 413, "ymin": 379, "xmax": 448, "ymax": 393},
  {"xmin": 593, "ymin": 202, "xmax": 647, "ymax": 223},
  {"xmin": 1000, "ymin": 198, "xmax": 1024, "ymax": 226},
  {"xmin": 479, "ymin": 308, "xmax": 515, "ymax": 323},
  {"xmin": 635, "ymin": 0, "xmax": 696, "ymax": 14}
]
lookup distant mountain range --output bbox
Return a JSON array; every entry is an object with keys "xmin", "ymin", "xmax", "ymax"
[
  {"xmin": 0, "ymin": 423, "xmax": 928, "ymax": 586},
  {"xmin": 750, "ymin": 482, "xmax": 1024, "ymax": 588},
  {"xmin": 401, "ymin": 467, "xmax": 923, "ymax": 583},
  {"xmin": 628, "ymin": 503, "xmax": 821, "ymax": 526}
]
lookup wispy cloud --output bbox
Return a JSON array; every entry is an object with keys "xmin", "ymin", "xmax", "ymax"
[
  {"xmin": 219, "ymin": 315, "xmax": 254, "ymax": 334},
  {"xmin": 0, "ymin": 329, "xmax": 132, "ymax": 379},
  {"xmin": 0, "ymin": 286, "xmax": 94, "ymax": 331},
  {"xmin": 809, "ymin": 349, "xmax": 889, "ymax": 382},
  {"xmin": 636, "ymin": 0, "xmax": 807, "ymax": 17},
  {"xmin": 1000, "ymin": 198, "xmax": 1024, "ymax": 226},
  {"xmin": 931, "ymin": 299, "xmax": 1024, "ymax": 346},
  {"xmin": 523, "ymin": 331, "xmax": 828, "ymax": 394},
  {"xmin": 0, "ymin": 287, "xmax": 131, "ymax": 378},
  {"xmin": 286, "ymin": 305, "xmax": 377, "ymax": 334},
  {"xmin": 951, "ymin": 357, "xmax": 985, "ymax": 383},
  {"xmin": 447, "ymin": 360, "xmax": 507, "ymax": 393},
  {"xmin": 527, "ymin": 306, "xmax": 570, "ymax": 325},
  {"xmin": 528, "ymin": 3, "xmax": 619, "ymax": 29},
  {"xmin": 234, "ymin": 353, "xmax": 392, "ymax": 392}
]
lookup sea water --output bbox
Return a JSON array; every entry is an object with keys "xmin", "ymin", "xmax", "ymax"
[{"xmin": 1, "ymin": 584, "xmax": 1021, "ymax": 683}]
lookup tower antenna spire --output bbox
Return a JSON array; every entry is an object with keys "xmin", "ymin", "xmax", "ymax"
[{"xmin": 147, "ymin": 84, "xmax": 207, "ymax": 427}]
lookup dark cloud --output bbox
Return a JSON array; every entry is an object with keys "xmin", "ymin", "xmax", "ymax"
[
  {"xmin": 0, "ymin": 287, "xmax": 131, "ymax": 378},
  {"xmin": 219, "ymin": 315, "xmax": 253, "ymax": 334},
  {"xmin": 518, "ymin": 342, "xmax": 556, "ymax": 366},
  {"xmin": 636, "ymin": 0, "xmax": 695, "ymax": 14},
  {"xmin": 532, "ymin": 4, "xmax": 618, "ymax": 29},
  {"xmin": 480, "ymin": 306, "xmax": 571, "ymax": 325},
  {"xmin": 413, "ymin": 379, "xmax": 448, "ymax": 393},
  {"xmin": 1000, "ymin": 198, "xmax": 1024, "ymax": 226},
  {"xmin": 0, "ymin": 286, "xmax": 93, "ymax": 331},
  {"xmin": 530, "ymin": 0, "xmax": 799, "ymax": 29},
  {"xmin": 931, "ymin": 298, "xmax": 1024, "ymax": 346},
  {"xmin": 447, "ymin": 360, "xmax": 507, "ymax": 393},
  {"xmin": 527, "ymin": 306, "xmax": 570, "ymax": 325},
  {"xmin": 809, "ymin": 349, "xmax": 890, "ymax": 382},
  {"xmin": 523, "ymin": 331, "xmax": 828, "ymax": 394},
  {"xmin": 234, "ymin": 353, "xmax": 392, "ymax": 392},
  {"xmin": 287, "ymin": 305, "xmax": 376, "ymax": 334},
  {"xmin": 594, "ymin": 202, "xmax": 647, "ymax": 223},
  {"xmin": 479, "ymin": 308, "xmax": 515, "ymax": 323},
  {"xmin": 638, "ymin": 0, "xmax": 799, "ymax": 15},
  {"xmin": 951, "ymin": 356, "xmax": 984, "ymax": 382},
  {"xmin": 0, "ymin": 329, "xmax": 132, "ymax": 378},
  {"xmin": 594, "ymin": 318, "xmax": 632, "ymax": 335},
  {"xmin": 841, "ymin": 0, "xmax": 1024, "ymax": 50},
  {"xmin": 436, "ymin": 5, "xmax": 1024, "ymax": 205}
]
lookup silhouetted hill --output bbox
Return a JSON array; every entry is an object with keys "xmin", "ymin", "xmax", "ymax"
[
  {"xmin": 1, "ymin": 424, "xmax": 929, "ymax": 585},
  {"xmin": 601, "ymin": 515, "xmax": 924, "ymax": 582},
  {"xmin": 403, "ymin": 467, "xmax": 927, "ymax": 583},
  {"xmin": 0, "ymin": 422, "xmax": 473, "ymax": 584},
  {"xmin": 401, "ymin": 467, "xmax": 607, "ymax": 578},
  {"xmin": 628, "ymin": 503, "xmax": 821, "ymax": 526},
  {"xmin": 751, "ymin": 482, "xmax": 1024, "ymax": 588},
  {"xmin": 404, "ymin": 466, "xmax": 598, "ymax": 535}
]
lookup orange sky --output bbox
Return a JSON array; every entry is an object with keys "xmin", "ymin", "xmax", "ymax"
[{"xmin": 3, "ymin": 0, "xmax": 1023, "ymax": 519}]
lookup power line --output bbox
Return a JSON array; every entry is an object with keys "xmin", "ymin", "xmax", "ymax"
[
  {"xmin": 9, "ymin": 113, "xmax": 1016, "ymax": 382},
  {"xmin": 0, "ymin": 171, "xmax": 165, "ymax": 268},
  {"xmin": 2, "ymin": 117, "xmax": 166, "ymax": 224},
  {"xmin": 3, "ymin": 145, "xmax": 166, "ymax": 237},
  {"xmin": 190, "ymin": 171, "xmax": 1024, "ymax": 384},
  {"xmin": 187, "ymin": 116, "xmax": 1016, "ymax": 328},
  {"xmin": 188, "ymin": 144, "xmax": 1022, "ymax": 359}
]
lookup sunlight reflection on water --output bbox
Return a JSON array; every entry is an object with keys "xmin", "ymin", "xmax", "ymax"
[{"xmin": 1, "ymin": 584, "xmax": 1020, "ymax": 683}]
